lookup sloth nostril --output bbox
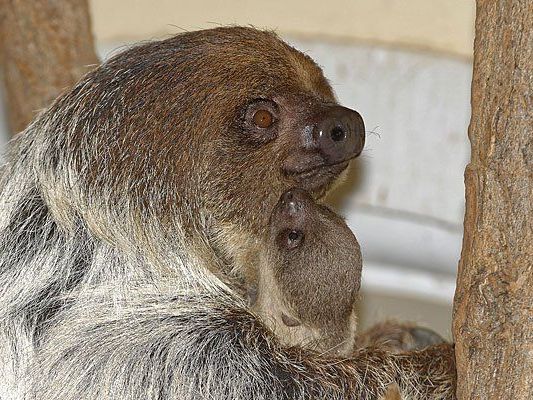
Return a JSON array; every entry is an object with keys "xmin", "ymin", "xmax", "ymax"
[{"xmin": 330, "ymin": 126, "xmax": 346, "ymax": 142}]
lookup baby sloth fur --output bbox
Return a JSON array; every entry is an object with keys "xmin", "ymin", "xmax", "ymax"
[
  {"xmin": 252, "ymin": 188, "xmax": 361, "ymax": 356},
  {"xmin": 0, "ymin": 26, "xmax": 455, "ymax": 399}
]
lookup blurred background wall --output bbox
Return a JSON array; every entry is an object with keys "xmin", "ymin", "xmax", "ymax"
[{"xmin": 0, "ymin": 0, "xmax": 476, "ymax": 338}]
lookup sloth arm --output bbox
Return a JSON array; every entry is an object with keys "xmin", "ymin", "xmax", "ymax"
[
  {"xmin": 355, "ymin": 321, "xmax": 449, "ymax": 353},
  {"xmin": 31, "ymin": 286, "xmax": 455, "ymax": 400}
]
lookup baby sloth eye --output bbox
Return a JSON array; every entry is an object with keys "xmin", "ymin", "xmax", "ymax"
[
  {"xmin": 252, "ymin": 109, "xmax": 274, "ymax": 128},
  {"xmin": 286, "ymin": 229, "xmax": 304, "ymax": 249},
  {"xmin": 281, "ymin": 313, "xmax": 302, "ymax": 327}
]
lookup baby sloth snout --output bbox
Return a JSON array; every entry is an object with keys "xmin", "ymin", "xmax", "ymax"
[
  {"xmin": 272, "ymin": 188, "xmax": 315, "ymax": 232},
  {"xmin": 278, "ymin": 188, "xmax": 314, "ymax": 216},
  {"xmin": 313, "ymin": 105, "xmax": 365, "ymax": 165}
]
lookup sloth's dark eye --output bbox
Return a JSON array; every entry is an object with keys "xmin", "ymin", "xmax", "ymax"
[
  {"xmin": 286, "ymin": 230, "xmax": 304, "ymax": 249},
  {"xmin": 240, "ymin": 99, "xmax": 279, "ymax": 143},
  {"xmin": 253, "ymin": 109, "xmax": 274, "ymax": 128},
  {"xmin": 288, "ymin": 230, "xmax": 300, "ymax": 241}
]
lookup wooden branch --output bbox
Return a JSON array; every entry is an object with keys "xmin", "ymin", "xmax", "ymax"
[
  {"xmin": 453, "ymin": 1, "xmax": 532, "ymax": 399},
  {"xmin": 0, "ymin": 0, "xmax": 99, "ymax": 135}
]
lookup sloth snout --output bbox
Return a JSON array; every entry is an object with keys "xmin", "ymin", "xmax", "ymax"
[{"xmin": 313, "ymin": 105, "xmax": 365, "ymax": 164}]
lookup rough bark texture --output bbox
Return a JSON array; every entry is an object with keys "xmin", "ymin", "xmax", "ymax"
[
  {"xmin": 453, "ymin": 1, "xmax": 532, "ymax": 399},
  {"xmin": 0, "ymin": 0, "xmax": 98, "ymax": 135}
]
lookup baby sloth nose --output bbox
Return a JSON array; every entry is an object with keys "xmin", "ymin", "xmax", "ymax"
[
  {"xmin": 314, "ymin": 105, "xmax": 365, "ymax": 165},
  {"xmin": 279, "ymin": 188, "xmax": 313, "ymax": 215}
]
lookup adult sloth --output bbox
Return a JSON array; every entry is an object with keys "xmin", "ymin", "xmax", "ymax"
[{"xmin": 0, "ymin": 27, "xmax": 454, "ymax": 399}]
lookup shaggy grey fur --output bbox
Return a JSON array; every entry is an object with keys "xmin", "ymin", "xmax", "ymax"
[{"xmin": 0, "ymin": 27, "xmax": 454, "ymax": 400}]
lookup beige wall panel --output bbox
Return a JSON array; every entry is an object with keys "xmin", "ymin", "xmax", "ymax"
[{"xmin": 89, "ymin": 0, "xmax": 475, "ymax": 58}]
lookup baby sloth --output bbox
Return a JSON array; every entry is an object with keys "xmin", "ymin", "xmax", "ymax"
[{"xmin": 251, "ymin": 188, "xmax": 362, "ymax": 357}]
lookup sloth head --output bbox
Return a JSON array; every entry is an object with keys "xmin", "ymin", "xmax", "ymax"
[
  {"xmin": 195, "ymin": 28, "xmax": 366, "ymax": 227},
  {"xmin": 34, "ymin": 27, "xmax": 364, "ymax": 244},
  {"xmin": 251, "ymin": 188, "xmax": 362, "ymax": 356}
]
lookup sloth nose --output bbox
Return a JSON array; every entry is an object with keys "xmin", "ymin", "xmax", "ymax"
[{"xmin": 313, "ymin": 105, "xmax": 365, "ymax": 164}]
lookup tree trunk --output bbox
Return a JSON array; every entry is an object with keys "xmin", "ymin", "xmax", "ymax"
[
  {"xmin": 453, "ymin": 1, "xmax": 532, "ymax": 399},
  {"xmin": 0, "ymin": 0, "xmax": 98, "ymax": 135}
]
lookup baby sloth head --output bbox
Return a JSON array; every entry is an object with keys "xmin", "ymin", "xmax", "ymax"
[{"xmin": 251, "ymin": 188, "xmax": 362, "ymax": 356}]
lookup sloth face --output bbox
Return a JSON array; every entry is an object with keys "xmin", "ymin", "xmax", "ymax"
[
  {"xmin": 233, "ymin": 95, "xmax": 365, "ymax": 198},
  {"xmin": 48, "ymin": 27, "xmax": 364, "ymax": 232},
  {"xmin": 268, "ymin": 188, "xmax": 362, "ymax": 323},
  {"xmin": 263, "ymin": 189, "xmax": 362, "ymax": 331},
  {"xmin": 257, "ymin": 188, "xmax": 362, "ymax": 355},
  {"xmin": 192, "ymin": 28, "xmax": 366, "ymax": 225}
]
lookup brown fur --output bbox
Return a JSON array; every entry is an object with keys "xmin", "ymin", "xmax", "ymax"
[
  {"xmin": 251, "ymin": 188, "xmax": 361, "ymax": 356},
  {"xmin": 0, "ymin": 27, "xmax": 455, "ymax": 399},
  {"xmin": 40, "ymin": 27, "xmax": 351, "ymax": 292}
]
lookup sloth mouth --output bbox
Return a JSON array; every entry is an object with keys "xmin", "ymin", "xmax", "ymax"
[
  {"xmin": 293, "ymin": 160, "xmax": 349, "ymax": 179},
  {"xmin": 287, "ymin": 160, "xmax": 350, "ymax": 198}
]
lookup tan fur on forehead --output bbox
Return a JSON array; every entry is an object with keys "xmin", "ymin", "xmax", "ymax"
[
  {"xmin": 192, "ymin": 27, "xmax": 333, "ymax": 101},
  {"xmin": 286, "ymin": 48, "xmax": 335, "ymax": 99}
]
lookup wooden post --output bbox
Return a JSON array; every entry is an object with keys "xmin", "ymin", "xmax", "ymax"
[
  {"xmin": 0, "ymin": 0, "xmax": 98, "ymax": 135},
  {"xmin": 453, "ymin": 1, "xmax": 532, "ymax": 399}
]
